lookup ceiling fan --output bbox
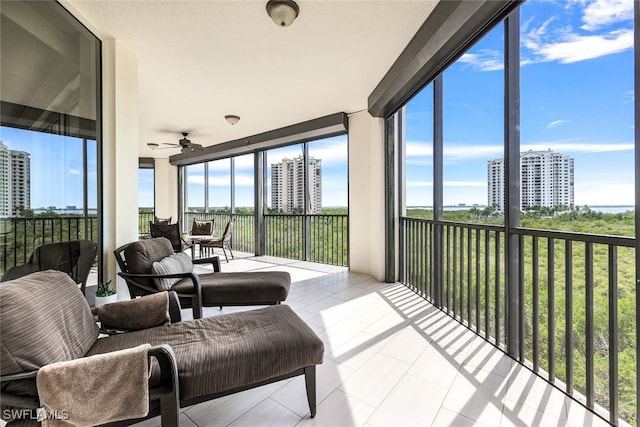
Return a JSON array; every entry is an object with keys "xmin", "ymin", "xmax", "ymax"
[{"xmin": 147, "ymin": 132, "xmax": 203, "ymax": 153}]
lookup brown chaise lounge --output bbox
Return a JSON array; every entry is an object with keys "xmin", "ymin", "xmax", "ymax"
[
  {"xmin": 0, "ymin": 271, "xmax": 324, "ymax": 426},
  {"xmin": 114, "ymin": 237, "xmax": 291, "ymax": 319}
]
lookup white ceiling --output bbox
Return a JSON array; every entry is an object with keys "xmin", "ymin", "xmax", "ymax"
[{"xmin": 66, "ymin": 0, "xmax": 437, "ymax": 158}]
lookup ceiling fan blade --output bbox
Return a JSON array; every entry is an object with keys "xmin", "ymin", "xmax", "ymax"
[{"xmin": 147, "ymin": 142, "xmax": 180, "ymax": 150}]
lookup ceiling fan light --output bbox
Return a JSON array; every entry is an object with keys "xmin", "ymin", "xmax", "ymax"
[
  {"xmin": 147, "ymin": 143, "xmax": 159, "ymax": 150},
  {"xmin": 266, "ymin": 0, "xmax": 299, "ymax": 27},
  {"xmin": 225, "ymin": 115, "xmax": 240, "ymax": 125}
]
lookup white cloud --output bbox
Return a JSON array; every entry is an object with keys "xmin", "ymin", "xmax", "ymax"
[
  {"xmin": 406, "ymin": 180, "xmax": 433, "ymax": 188},
  {"xmin": 265, "ymin": 139, "xmax": 348, "ymax": 167},
  {"xmin": 234, "ymin": 173, "xmax": 254, "ymax": 186},
  {"xmin": 575, "ymin": 180, "xmax": 634, "ymax": 205},
  {"xmin": 68, "ymin": 169, "xmax": 80, "ymax": 175},
  {"xmin": 445, "ymin": 145, "xmax": 503, "ymax": 160},
  {"xmin": 406, "ymin": 141, "xmax": 503, "ymax": 161},
  {"xmin": 208, "ymin": 176, "xmax": 231, "ymax": 186},
  {"xmin": 522, "ymin": 142, "xmax": 633, "ymax": 153},
  {"xmin": 531, "ymin": 29, "xmax": 633, "ymax": 63},
  {"xmin": 458, "ymin": 50, "xmax": 504, "ymax": 72},
  {"xmin": 406, "ymin": 140, "xmax": 633, "ymax": 162},
  {"xmin": 580, "ymin": 0, "xmax": 633, "ymax": 31},
  {"xmin": 444, "ymin": 181, "xmax": 486, "ymax": 188},
  {"xmin": 624, "ymin": 90, "xmax": 634, "ymax": 104},
  {"xmin": 521, "ymin": 0, "xmax": 633, "ymax": 65},
  {"xmin": 405, "ymin": 142, "xmax": 433, "ymax": 157},
  {"xmin": 187, "ymin": 174, "xmax": 205, "ymax": 185},
  {"xmin": 547, "ymin": 119, "xmax": 568, "ymax": 129}
]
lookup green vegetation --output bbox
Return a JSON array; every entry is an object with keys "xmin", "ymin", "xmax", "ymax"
[
  {"xmin": 403, "ymin": 206, "xmax": 636, "ymax": 424},
  {"xmin": 407, "ymin": 205, "xmax": 635, "ymax": 237},
  {"xmin": 0, "ymin": 212, "xmax": 98, "ymax": 274}
]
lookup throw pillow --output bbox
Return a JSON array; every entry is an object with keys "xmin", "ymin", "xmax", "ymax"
[
  {"xmin": 154, "ymin": 216, "xmax": 171, "ymax": 225},
  {"xmin": 192, "ymin": 219, "xmax": 213, "ymax": 236},
  {"xmin": 151, "ymin": 252, "xmax": 193, "ymax": 291}
]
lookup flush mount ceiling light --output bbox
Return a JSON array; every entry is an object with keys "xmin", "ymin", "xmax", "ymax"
[
  {"xmin": 147, "ymin": 143, "xmax": 159, "ymax": 150},
  {"xmin": 225, "ymin": 115, "xmax": 240, "ymax": 125},
  {"xmin": 266, "ymin": 0, "xmax": 299, "ymax": 27}
]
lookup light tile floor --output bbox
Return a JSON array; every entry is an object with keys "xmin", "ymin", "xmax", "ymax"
[{"xmin": 128, "ymin": 255, "xmax": 614, "ymax": 427}]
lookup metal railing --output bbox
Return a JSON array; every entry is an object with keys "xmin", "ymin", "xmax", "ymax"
[
  {"xmin": 182, "ymin": 212, "xmax": 254, "ymax": 253},
  {"xmin": 0, "ymin": 216, "xmax": 99, "ymax": 275},
  {"xmin": 400, "ymin": 217, "xmax": 636, "ymax": 425},
  {"xmin": 265, "ymin": 214, "xmax": 348, "ymax": 266},
  {"xmin": 2, "ymin": 211, "xmax": 347, "ymax": 275}
]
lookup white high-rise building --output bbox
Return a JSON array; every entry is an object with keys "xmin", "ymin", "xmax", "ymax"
[
  {"xmin": 488, "ymin": 149, "xmax": 574, "ymax": 213},
  {"xmin": 271, "ymin": 156, "xmax": 322, "ymax": 213},
  {"xmin": 11, "ymin": 150, "xmax": 30, "ymax": 216},
  {"xmin": 0, "ymin": 142, "xmax": 11, "ymax": 217}
]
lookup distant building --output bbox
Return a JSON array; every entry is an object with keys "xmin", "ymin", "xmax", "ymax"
[
  {"xmin": 10, "ymin": 149, "xmax": 30, "ymax": 216},
  {"xmin": 0, "ymin": 142, "xmax": 31, "ymax": 216},
  {"xmin": 271, "ymin": 156, "xmax": 322, "ymax": 213},
  {"xmin": 488, "ymin": 149, "xmax": 574, "ymax": 213},
  {"xmin": 0, "ymin": 142, "xmax": 10, "ymax": 216}
]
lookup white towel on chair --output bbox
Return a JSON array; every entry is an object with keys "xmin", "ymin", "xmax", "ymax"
[{"xmin": 36, "ymin": 344, "xmax": 151, "ymax": 427}]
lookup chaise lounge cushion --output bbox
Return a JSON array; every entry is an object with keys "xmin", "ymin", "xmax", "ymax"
[
  {"xmin": 0, "ymin": 271, "xmax": 99, "ymax": 396},
  {"xmin": 86, "ymin": 304, "xmax": 323, "ymax": 403},
  {"xmin": 172, "ymin": 271, "xmax": 291, "ymax": 306}
]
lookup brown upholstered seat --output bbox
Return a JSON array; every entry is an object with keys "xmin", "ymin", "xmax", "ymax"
[
  {"xmin": 0, "ymin": 271, "xmax": 323, "ymax": 426},
  {"xmin": 115, "ymin": 238, "xmax": 291, "ymax": 319},
  {"xmin": 87, "ymin": 304, "xmax": 323, "ymax": 403},
  {"xmin": 1, "ymin": 240, "xmax": 98, "ymax": 297}
]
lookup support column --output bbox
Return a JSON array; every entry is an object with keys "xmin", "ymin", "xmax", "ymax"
[
  {"xmin": 254, "ymin": 151, "xmax": 266, "ymax": 256},
  {"xmin": 102, "ymin": 37, "xmax": 139, "ymax": 299},
  {"xmin": 433, "ymin": 75, "xmax": 444, "ymax": 308},
  {"xmin": 505, "ymin": 10, "xmax": 521, "ymax": 357},
  {"xmin": 348, "ymin": 111, "xmax": 385, "ymax": 281}
]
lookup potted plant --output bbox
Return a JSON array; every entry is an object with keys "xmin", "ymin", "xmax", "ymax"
[{"xmin": 95, "ymin": 280, "xmax": 117, "ymax": 307}]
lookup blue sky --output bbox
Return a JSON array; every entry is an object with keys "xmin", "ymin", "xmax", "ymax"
[
  {"xmin": 3, "ymin": 0, "xmax": 635, "ymax": 211},
  {"xmin": 405, "ymin": 0, "xmax": 634, "ymax": 207},
  {"xmin": 0, "ymin": 127, "xmax": 98, "ymax": 210},
  {"xmin": 183, "ymin": 136, "xmax": 348, "ymax": 210}
]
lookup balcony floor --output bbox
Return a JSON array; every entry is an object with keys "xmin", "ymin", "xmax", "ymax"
[{"xmin": 130, "ymin": 254, "xmax": 612, "ymax": 427}]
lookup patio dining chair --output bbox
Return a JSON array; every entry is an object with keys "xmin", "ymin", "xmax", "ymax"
[
  {"xmin": 149, "ymin": 222, "xmax": 191, "ymax": 253},
  {"xmin": 189, "ymin": 219, "xmax": 214, "ymax": 258},
  {"xmin": 200, "ymin": 220, "xmax": 235, "ymax": 262}
]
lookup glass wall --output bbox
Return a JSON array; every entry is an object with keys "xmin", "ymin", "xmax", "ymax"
[
  {"xmin": 207, "ymin": 158, "xmax": 231, "ymax": 213},
  {"xmin": 520, "ymin": 0, "xmax": 634, "ymax": 233},
  {"xmin": 404, "ymin": 84, "xmax": 434, "ymax": 219},
  {"xmin": 266, "ymin": 144, "xmax": 305, "ymax": 214},
  {"xmin": 518, "ymin": 1, "xmax": 635, "ymax": 421},
  {"xmin": 308, "ymin": 135, "xmax": 348, "ymax": 213},
  {"xmin": 0, "ymin": 1, "xmax": 101, "ymax": 288},
  {"xmin": 138, "ymin": 165, "xmax": 154, "ymax": 234},
  {"xmin": 234, "ymin": 153, "xmax": 254, "ymax": 213},
  {"xmin": 398, "ymin": 1, "xmax": 636, "ymax": 423},
  {"xmin": 443, "ymin": 23, "xmax": 504, "ymax": 223}
]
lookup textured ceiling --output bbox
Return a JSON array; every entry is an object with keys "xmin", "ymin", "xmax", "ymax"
[{"xmin": 65, "ymin": 0, "xmax": 437, "ymax": 157}]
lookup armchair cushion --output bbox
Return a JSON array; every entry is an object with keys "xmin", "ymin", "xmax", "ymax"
[
  {"xmin": 123, "ymin": 238, "xmax": 174, "ymax": 290},
  {"xmin": 97, "ymin": 292, "xmax": 170, "ymax": 331},
  {"xmin": 151, "ymin": 252, "xmax": 193, "ymax": 291},
  {"xmin": 0, "ymin": 271, "xmax": 99, "ymax": 395},
  {"xmin": 191, "ymin": 219, "xmax": 213, "ymax": 236},
  {"xmin": 153, "ymin": 216, "xmax": 171, "ymax": 225}
]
